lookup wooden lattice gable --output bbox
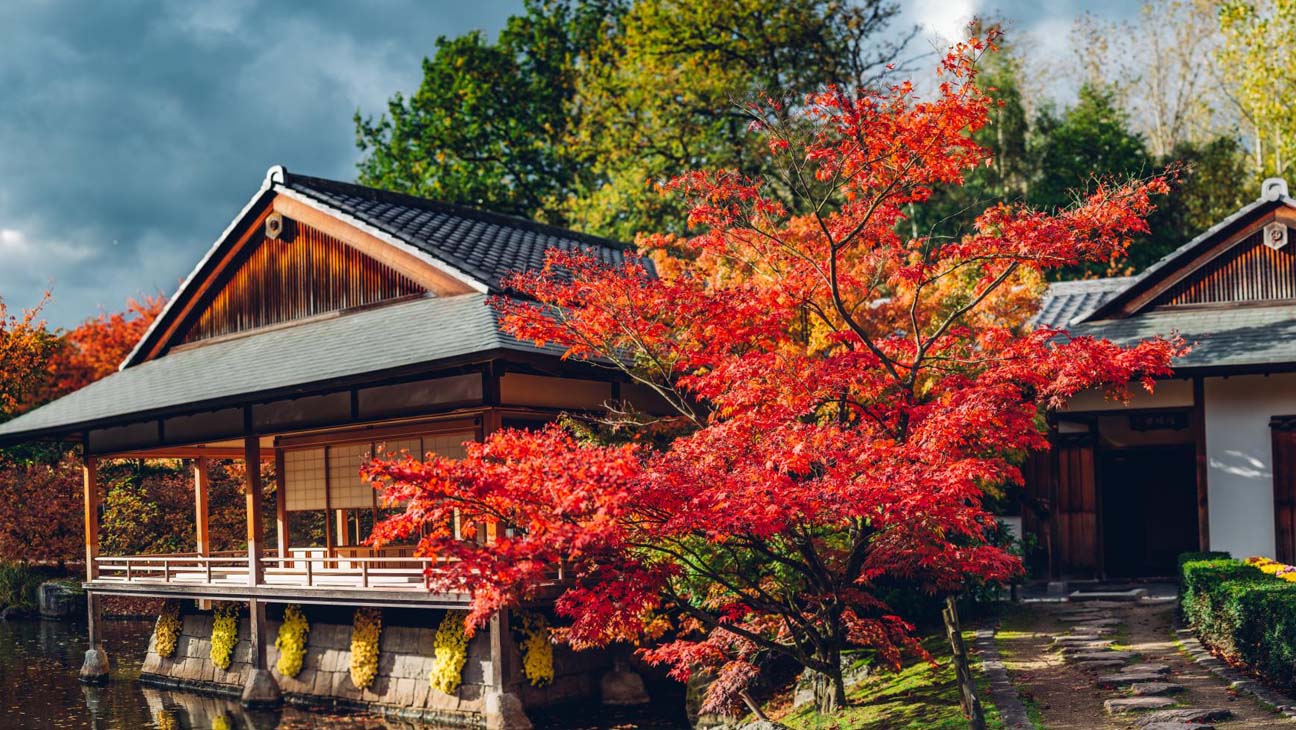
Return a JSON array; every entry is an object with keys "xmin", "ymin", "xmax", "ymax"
[
  {"xmin": 1083, "ymin": 178, "xmax": 1296, "ymax": 321},
  {"xmin": 125, "ymin": 167, "xmax": 484, "ymax": 366}
]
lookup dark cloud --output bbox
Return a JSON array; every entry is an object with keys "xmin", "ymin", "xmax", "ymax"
[
  {"xmin": 0, "ymin": 0, "xmax": 1140, "ymax": 329},
  {"xmin": 0, "ymin": 0, "xmax": 516, "ymax": 327}
]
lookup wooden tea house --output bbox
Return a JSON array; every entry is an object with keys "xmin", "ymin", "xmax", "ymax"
[{"xmin": 0, "ymin": 166, "xmax": 656, "ymax": 729}]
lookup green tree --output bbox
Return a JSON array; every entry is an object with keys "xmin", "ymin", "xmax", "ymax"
[
  {"xmin": 355, "ymin": 0, "xmax": 622, "ymax": 222},
  {"xmin": 356, "ymin": 0, "xmax": 907, "ymax": 239},
  {"xmin": 1217, "ymin": 0, "xmax": 1296, "ymax": 179}
]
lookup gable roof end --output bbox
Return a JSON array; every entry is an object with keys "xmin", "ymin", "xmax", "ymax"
[{"xmin": 1080, "ymin": 177, "xmax": 1296, "ymax": 322}]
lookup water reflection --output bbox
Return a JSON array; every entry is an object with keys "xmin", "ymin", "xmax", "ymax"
[{"xmin": 0, "ymin": 618, "xmax": 688, "ymax": 730}]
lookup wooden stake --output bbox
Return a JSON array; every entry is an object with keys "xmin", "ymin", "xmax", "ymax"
[{"xmin": 943, "ymin": 596, "xmax": 985, "ymax": 730}]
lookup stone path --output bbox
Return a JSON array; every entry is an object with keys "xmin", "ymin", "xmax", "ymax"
[{"xmin": 995, "ymin": 598, "xmax": 1292, "ymax": 729}]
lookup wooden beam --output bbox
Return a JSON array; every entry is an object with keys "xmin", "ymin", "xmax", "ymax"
[
  {"xmin": 102, "ymin": 446, "xmax": 273, "ymax": 461},
  {"xmin": 272, "ymin": 194, "xmax": 478, "ymax": 297},
  {"xmin": 1193, "ymin": 377, "xmax": 1210, "ymax": 551},
  {"xmin": 276, "ymin": 414, "xmax": 484, "ymax": 449},
  {"xmin": 244, "ymin": 435, "xmax": 265, "ymax": 586},
  {"xmin": 275, "ymin": 448, "xmax": 288, "ymax": 560},
  {"xmin": 194, "ymin": 457, "xmax": 211, "ymax": 557},
  {"xmin": 248, "ymin": 598, "xmax": 268, "ymax": 670},
  {"xmin": 83, "ymin": 457, "xmax": 99, "ymax": 581}
]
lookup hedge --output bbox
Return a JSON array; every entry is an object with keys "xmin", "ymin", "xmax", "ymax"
[{"xmin": 1179, "ymin": 553, "xmax": 1296, "ymax": 688}]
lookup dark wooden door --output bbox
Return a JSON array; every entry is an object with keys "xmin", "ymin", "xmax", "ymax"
[
  {"xmin": 1272, "ymin": 417, "xmax": 1296, "ymax": 563},
  {"xmin": 1055, "ymin": 435, "xmax": 1100, "ymax": 574},
  {"xmin": 1099, "ymin": 445, "xmax": 1198, "ymax": 577}
]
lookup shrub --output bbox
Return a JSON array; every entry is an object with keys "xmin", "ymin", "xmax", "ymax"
[
  {"xmin": 210, "ymin": 603, "xmax": 240, "ymax": 671},
  {"xmin": 0, "ymin": 562, "xmax": 56, "ymax": 612},
  {"xmin": 1179, "ymin": 552, "xmax": 1296, "ymax": 687},
  {"xmin": 429, "ymin": 610, "xmax": 468, "ymax": 695},
  {"xmin": 275, "ymin": 604, "xmax": 309, "ymax": 678}
]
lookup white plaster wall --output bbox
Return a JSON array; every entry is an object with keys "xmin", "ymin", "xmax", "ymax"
[
  {"xmin": 1204, "ymin": 373, "xmax": 1296, "ymax": 559},
  {"xmin": 1061, "ymin": 378, "xmax": 1193, "ymax": 412}
]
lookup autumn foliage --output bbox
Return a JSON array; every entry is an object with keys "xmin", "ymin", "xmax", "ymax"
[
  {"xmin": 39, "ymin": 295, "xmax": 165, "ymax": 402},
  {"xmin": 365, "ymin": 33, "xmax": 1180, "ymax": 714}
]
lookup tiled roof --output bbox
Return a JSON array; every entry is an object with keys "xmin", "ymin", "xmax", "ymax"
[
  {"xmin": 282, "ymin": 172, "xmax": 645, "ymax": 289},
  {"xmin": 0, "ymin": 294, "xmax": 557, "ymax": 442},
  {"xmin": 1034, "ymin": 277, "xmax": 1134, "ymax": 328},
  {"xmin": 1067, "ymin": 304, "xmax": 1296, "ymax": 370}
]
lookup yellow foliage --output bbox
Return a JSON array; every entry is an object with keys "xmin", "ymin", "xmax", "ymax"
[
  {"xmin": 350, "ymin": 607, "xmax": 382, "ymax": 690},
  {"xmin": 155, "ymin": 710, "xmax": 177, "ymax": 730},
  {"xmin": 212, "ymin": 716, "xmax": 231, "ymax": 730},
  {"xmin": 154, "ymin": 600, "xmax": 181, "ymax": 659},
  {"xmin": 515, "ymin": 611, "xmax": 554, "ymax": 687},
  {"xmin": 275, "ymin": 604, "xmax": 310, "ymax": 678},
  {"xmin": 209, "ymin": 604, "xmax": 239, "ymax": 671},
  {"xmin": 429, "ymin": 610, "xmax": 469, "ymax": 695}
]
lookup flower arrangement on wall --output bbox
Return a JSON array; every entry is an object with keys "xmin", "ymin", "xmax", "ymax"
[
  {"xmin": 350, "ymin": 607, "xmax": 382, "ymax": 690},
  {"xmin": 513, "ymin": 611, "xmax": 554, "ymax": 687},
  {"xmin": 153, "ymin": 600, "xmax": 181, "ymax": 659},
  {"xmin": 429, "ymin": 610, "xmax": 468, "ymax": 694},
  {"xmin": 210, "ymin": 603, "xmax": 239, "ymax": 670},
  {"xmin": 275, "ymin": 604, "xmax": 310, "ymax": 678}
]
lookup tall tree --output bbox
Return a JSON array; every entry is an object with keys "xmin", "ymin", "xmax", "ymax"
[
  {"xmin": 366, "ymin": 34, "xmax": 1180, "ymax": 717},
  {"xmin": 565, "ymin": 0, "xmax": 910, "ymax": 239},
  {"xmin": 356, "ymin": 0, "xmax": 909, "ymax": 240},
  {"xmin": 1217, "ymin": 0, "xmax": 1296, "ymax": 178},
  {"xmin": 355, "ymin": 0, "xmax": 620, "ymax": 223},
  {"xmin": 40, "ymin": 295, "xmax": 165, "ymax": 401}
]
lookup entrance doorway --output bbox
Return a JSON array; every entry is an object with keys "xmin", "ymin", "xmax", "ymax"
[{"xmin": 1099, "ymin": 445, "xmax": 1199, "ymax": 577}]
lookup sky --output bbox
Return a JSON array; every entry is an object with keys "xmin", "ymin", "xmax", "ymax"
[{"xmin": 0, "ymin": 0, "xmax": 1141, "ymax": 329}]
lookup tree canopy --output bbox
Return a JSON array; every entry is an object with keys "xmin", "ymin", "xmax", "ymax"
[{"xmin": 366, "ymin": 33, "xmax": 1181, "ymax": 716}]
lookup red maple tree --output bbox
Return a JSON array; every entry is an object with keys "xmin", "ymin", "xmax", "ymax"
[
  {"xmin": 366, "ymin": 33, "xmax": 1182, "ymax": 714},
  {"xmin": 41, "ymin": 295, "xmax": 165, "ymax": 401}
]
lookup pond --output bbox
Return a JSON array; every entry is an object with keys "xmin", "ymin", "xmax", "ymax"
[{"xmin": 0, "ymin": 618, "xmax": 690, "ymax": 730}]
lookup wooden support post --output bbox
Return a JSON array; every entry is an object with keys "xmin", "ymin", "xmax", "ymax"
[
  {"xmin": 82, "ymin": 456, "xmax": 99, "ymax": 581},
  {"xmin": 244, "ymin": 435, "xmax": 264, "ymax": 587},
  {"xmin": 194, "ymin": 457, "xmax": 210, "ymax": 557},
  {"xmin": 274, "ymin": 448, "xmax": 288, "ymax": 562},
  {"xmin": 78, "ymin": 592, "xmax": 109, "ymax": 683},
  {"xmin": 241, "ymin": 598, "xmax": 281, "ymax": 707},
  {"xmin": 336, "ymin": 509, "xmax": 349, "ymax": 548},
  {"xmin": 1193, "ymin": 376, "xmax": 1211, "ymax": 551}
]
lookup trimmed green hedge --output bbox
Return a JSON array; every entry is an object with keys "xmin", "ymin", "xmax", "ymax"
[{"xmin": 1179, "ymin": 553, "xmax": 1296, "ymax": 687}]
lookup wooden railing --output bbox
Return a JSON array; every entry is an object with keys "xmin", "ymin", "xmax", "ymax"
[
  {"xmin": 94, "ymin": 554, "xmax": 438, "ymax": 591},
  {"xmin": 93, "ymin": 551, "xmax": 566, "ymax": 592}
]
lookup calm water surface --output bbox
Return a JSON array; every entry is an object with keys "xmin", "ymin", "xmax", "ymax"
[{"xmin": 0, "ymin": 618, "xmax": 688, "ymax": 730}]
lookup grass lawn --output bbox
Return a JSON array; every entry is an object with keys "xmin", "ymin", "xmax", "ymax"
[{"xmin": 777, "ymin": 633, "xmax": 1005, "ymax": 730}]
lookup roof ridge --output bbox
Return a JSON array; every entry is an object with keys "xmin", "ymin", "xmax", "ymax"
[{"xmin": 281, "ymin": 172, "xmax": 637, "ymax": 253}]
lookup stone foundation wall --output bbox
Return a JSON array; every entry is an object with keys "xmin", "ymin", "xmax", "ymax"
[{"xmin": 139, "ymin": 606, "xmax": 613, "ymax": 726}]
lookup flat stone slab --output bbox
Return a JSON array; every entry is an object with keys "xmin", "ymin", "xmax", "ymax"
[
  {"xmin": 1053, "ymin": 635, "xmax": 1108, "ymax": 645},
  {"xmin": 1059, "ymin": 642, "xmax": 1115, "ymax": 655},
  {"xmin": 1128, "ymin": 682, "xmax": 1185, "ymax": 696},
  {"xmin": 1133, "ymin": 708, "xmax": 1233, "ymax": 726},
  {"xmin": 1058, "ymin": 613, "xmax": 1115, "ymax": 622},
  {"xmin": 1105, "ymin": 696, "xmax": 1176, "ymax": 714},
  {"xmin": 1068, "ymin": 625, "xmax": 1116, "ymax": 635},
  {"xmin": 1098, "ymin": 672, "xmax": 1171, "ymax": 687},
  {"xmin": 1068, "ymin": 650, "xmax": 1135, "ymax": 662},
  {"xmin": 1140, "ymin": 724, "xmax": 1213, "ymax": 730},
  {"xmin": 1070, "ymin": 589, "xmax": 1147, "ymax": 602},
  {"xmin": 1075, "ymin": 659, "xmax": 1130, "ymax": 672},
  {"xmin": 1123, "ymin": 663, "xmax": 1170, "ymax": 675},
  {"xmin": 1070, "ymin": 618, "xmax": 1122, "ymax": 627}
]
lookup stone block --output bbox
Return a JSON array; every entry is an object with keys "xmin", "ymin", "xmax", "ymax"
[
  {"xmin": 1134, "ymin": 708, "xmax": 1233, "ymax": 726},
  {"xmin": 1128, "ymin": 682, "xmax": 1184, "ymax": 696},
  {"xmin": 1104, "ymin": 696, "xmax": 1175, "ymax": 714}
]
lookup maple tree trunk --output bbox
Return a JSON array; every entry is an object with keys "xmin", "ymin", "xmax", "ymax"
[
  {"xmin": 943, "ymin": 596, "xmax": 986, "ymax": 730},
  {"xmin": 811, "ymin": 647, "xmax": 847, "ymax": 714}
]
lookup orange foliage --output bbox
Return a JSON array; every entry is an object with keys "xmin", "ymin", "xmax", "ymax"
[{"xmin": 42, "ymin": 295, "xmax": 165, "ymax": 400}]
